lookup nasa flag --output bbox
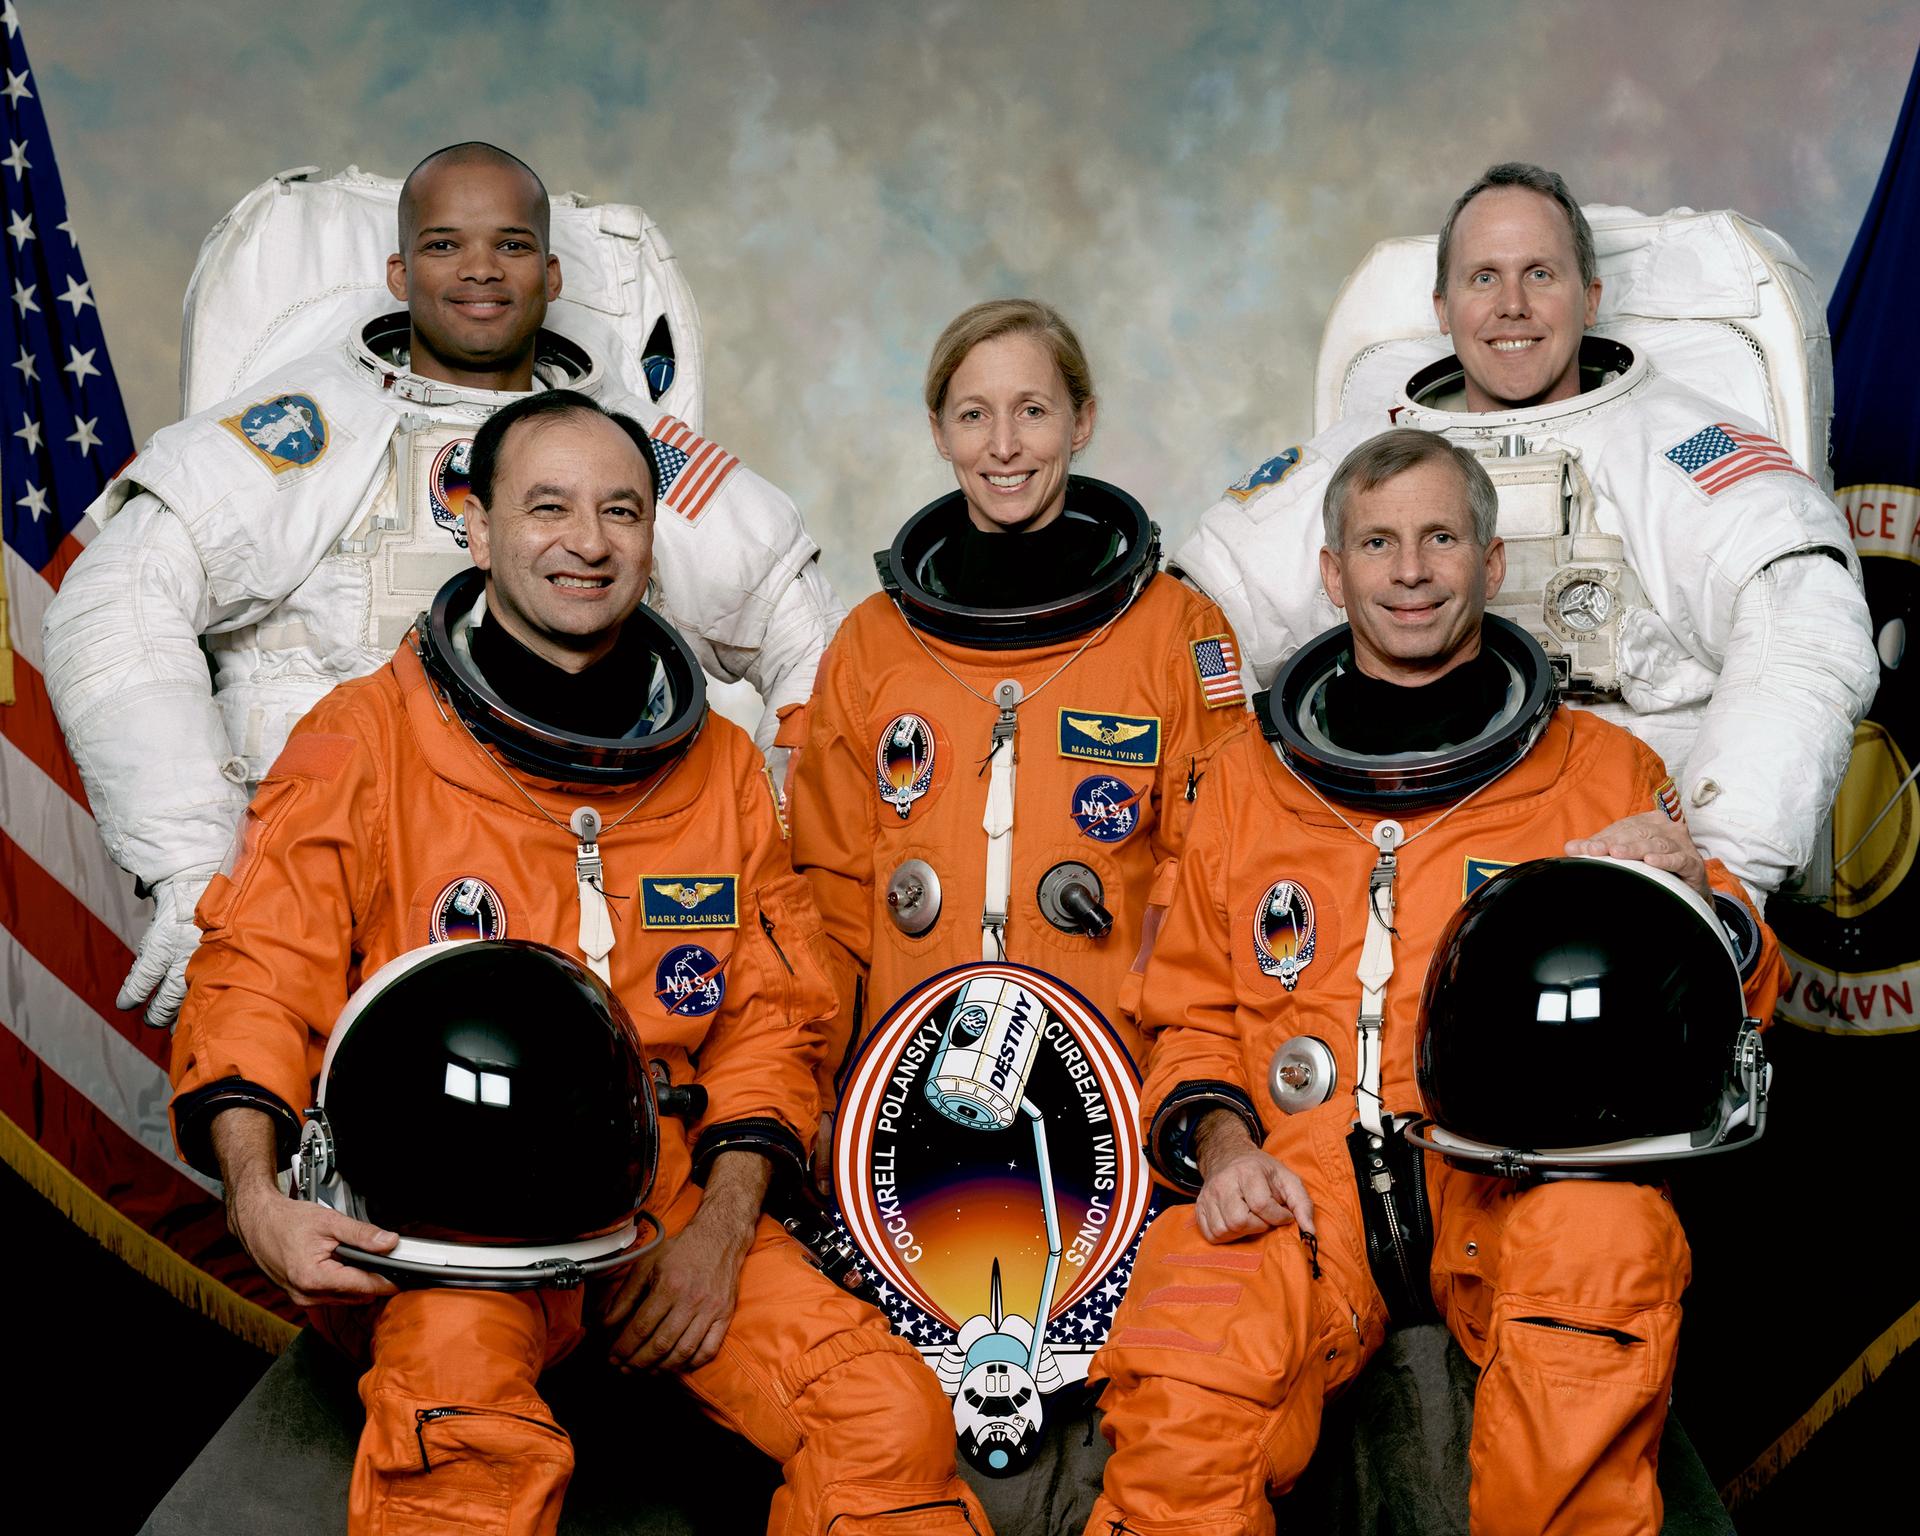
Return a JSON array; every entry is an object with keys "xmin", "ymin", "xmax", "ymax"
[{"xmin": 1772, "ymin": 49, "xmax": 1920, "ymax": 1033}]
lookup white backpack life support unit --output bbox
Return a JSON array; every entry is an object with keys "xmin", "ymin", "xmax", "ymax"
[
  {"xmin": 178, "ymin": 163, "xmax": 705, "ymax": 428},
  {"xmin": 1313, "ymin": 205, "xmax": 1832, "ymax": 701},
  {"xmin": 167, "ymin": 166, "xmax": 715, "ymax": 771},
  {"xmin": 1315, "ymin": 203, "xmax": 1830, "ymax": 478}
]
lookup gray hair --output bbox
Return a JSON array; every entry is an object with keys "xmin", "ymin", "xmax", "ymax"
[
  {"xmin": 1434, "ymin": 162, "xmax": 1597, "ymax": 295},
  {"xmin": 1322, "ymin": 429, "xmax": 1499, "ymax": 549}
]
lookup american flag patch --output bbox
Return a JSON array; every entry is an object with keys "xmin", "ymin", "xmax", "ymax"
[
  {"xmin": 650, "ymin": 415, "xmax": 741, "ymax": 524},
  {"xmin": 1190, "ymin": 634, "xmax": 1246, "ymax": 709},
  {"xmin": 1664, "ymin": 423, "xmax": 1811, "ymax": 497}
]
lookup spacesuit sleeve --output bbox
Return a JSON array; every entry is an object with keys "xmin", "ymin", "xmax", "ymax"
[
  {"xmin": 41, "ymin": 492, "xmax": 252, "ymax": 884},
  {"xmin": 168, "ymin": 714, "xmax": 386, "ymax": 1178},
  {"xmin": 645, "ymin": 450, "xmax": 848, "ymax": 750},
  {"xmin": 736, "ymin": 561, "xmax": 848, "ymax": 753},
  {"xmin": 1609, "ymin": 727, "xmax": 1788, "ymax": 1023},
  {"xmin": 1170, "ymin": 450, "xmax": 1341, "ymax": 693},
  {"xmin": 784, "ymin": 626, "xmax": 873, "ymax": 1109},
  {"xmin": 1152, "ymin": 590, "xmax": 1258, "ymax": 864},
  {"xmin": 1134, "ymin": 743, "xmax": 1265, "ymax": 1191},
  {"xmin": 686, "ymin": 753, "xmax": 837, "ymax": 1186},
  {"xmin": 1680, "ymin": 553, "xmax": 1878, "ymax": 903}
]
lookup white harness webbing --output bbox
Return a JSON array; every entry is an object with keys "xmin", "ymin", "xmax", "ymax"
[
  {"xmin": 573, "ymin": 809, "xmax": 616, "ymax": 985},
  {"xmin": 1354, "ymin": 820, "xmax": 1402, "ymax": 1137},
  {"xmin": 981, "ymin": 681, "xmax": 1024, "ymax": 960}
]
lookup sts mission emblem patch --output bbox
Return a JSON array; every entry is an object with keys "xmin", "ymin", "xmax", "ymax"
[
  {"xmin": 1254, "ymin": 879, "xmax": 1316, "ymax": 991},
  {"xmin": 833, "ymin": 962, "xmax": 1156, "ymax": 1478},
  {"xmin": 429, "ymin": 437, "xmax": 474, "ymax": 547},
  {"xmin": 876, "ymin": 713, "xmax": 936, "ymax": 819},
  {"xmin": 430, "ymin": 877, "xmax": 506, "ymax": 943}
]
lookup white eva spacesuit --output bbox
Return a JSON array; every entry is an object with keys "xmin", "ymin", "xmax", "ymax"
[
  {"xmin": 42, "ymin": 166, "xmax": 844, "ymax": 1025},
  {"xmin": 1177, "ymin": 205, "xmax": 1877, "ymax": 904}
]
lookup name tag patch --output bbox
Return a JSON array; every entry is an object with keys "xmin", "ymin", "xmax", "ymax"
[
  {"xmin": 1463, "ymin": 858, "xmax": 1515, "ymax": 898},
  {"xmin": 642, "ymin": 875, "xmax": 739, "ymax": 929},
  {"xmin": 1058, "ymin": 709, "xmax": 1162, "ymax": 766}
]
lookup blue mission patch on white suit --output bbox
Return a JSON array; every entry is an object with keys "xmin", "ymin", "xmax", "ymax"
[
  {"xmin": 219, "ymin": 392, "xmax": 329, "ymax": 473},
  {"xmin": 1223, "ymin": 446, "xmax": 1304, "ymax": 504}
]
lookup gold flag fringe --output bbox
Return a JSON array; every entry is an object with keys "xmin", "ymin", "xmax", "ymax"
[
  {"xmin": 1722, "ymin": 1288, "xmax": 1920, "ymax": 1508},
  {"xmin": 0, "ymin": 1107, "xmax": 295, "ymax": 1353}
]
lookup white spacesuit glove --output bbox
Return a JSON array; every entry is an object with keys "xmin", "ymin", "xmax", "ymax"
[{"xmin": 118, "ymin": 865, "xmax": 219, "ymax": 1029}]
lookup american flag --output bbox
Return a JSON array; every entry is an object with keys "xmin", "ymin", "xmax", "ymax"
[
  {"xmin": 0, "ymin": 9, "xmax": 293, "ymax": 1347},
  {"xmin": 650, "ymin": 413, "xmax": 740, "ymax": 525},
  {"xmin": 1191, "ymin": 633, "xmax": 1246, "ymax": 709},
  {"xmin": 1664, "ymin": 421, "xmax": 1813, "ymax": 497}
]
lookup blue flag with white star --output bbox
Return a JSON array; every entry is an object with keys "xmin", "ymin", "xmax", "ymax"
[{"xmin": 0, "ymin": 5, "xmax": 133, "ymax": 576}]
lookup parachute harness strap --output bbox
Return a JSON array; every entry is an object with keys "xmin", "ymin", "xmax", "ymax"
[
  {"xmin": 1355, "ymin": 823, "xmax": 1400, "ymax": 1138},
  {"xmin": 1276, "ymin": 743, "xmax": 1534, "ymax": 1134},
  {"xmin": 894, "ymin": 600, "xmax": 1129, "ymax": 960},
  {"xmin": 983, "ymin": 685, "xmax": 1021, "ymax": 960}
]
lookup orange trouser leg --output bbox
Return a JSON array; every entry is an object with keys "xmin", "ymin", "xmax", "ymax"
[
  {"xmin": 676, "ymin": 1211, "xmax": 990, "ymax": 1535},
  {"xmin": 315, "ymin": 1287, "xmax": 584, "ymax": 1536},
  {"xmin": 1084, "ymin": 1204, "xmax": 1372, "ymax": 1536},
  {"xmin": 1443, "ymin": 1176, "xmax": 1689, "ymax": 1536}
]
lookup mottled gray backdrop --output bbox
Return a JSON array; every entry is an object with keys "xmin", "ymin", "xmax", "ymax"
[{"xmin": 28, "ymin": 0, "xmax": 1918, "ymax": 601}]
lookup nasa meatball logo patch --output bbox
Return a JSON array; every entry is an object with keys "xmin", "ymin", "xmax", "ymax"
[
  {"xmin": 429, "ymin": 437, "xmax": 474, "ymax": 548},
  {"xmin": 654, "ymin": 943, "xmax": 727, "ymax": 1017},
  {"xmin": 834, "ymin": 962, "xmax": 1157, "ymax": 1474},
  {"xmin": 430, "ymin": 876, "xmax": 506, "ymax": 943},
  {"xmin": 220, "ymin": 392, "xmax": 330, "ymax": 474},
  {"xmin": 1070, "ymin": 775, "xmax": 1144, "ymax": 842},
  {"xmin": 876, "ymin": 713, "xmax": 937, "ymax": 819},
  {"xmin": 1253, "ymin": 879, "xmax": 1316, "ymax": 991}
]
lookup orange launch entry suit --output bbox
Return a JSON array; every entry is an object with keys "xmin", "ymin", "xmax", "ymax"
[
  {"xmin": 169, "ymin": 638, "xmax": 991, "ymax": 1536},
  {"xmin": 1086, "ymin": 709, "xmax": 1783, "ymax": 1536},
  {"xmin": 789, "ymin": 574, "xmax": 1244, "ymax": 1104}
]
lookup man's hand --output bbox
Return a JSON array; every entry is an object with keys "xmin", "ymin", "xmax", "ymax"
[
  {"xmin": 229, "ymin": 1177, "xmax": 399, "ymax": 1307},
  {"xmin": 120, "ymin": 866, "xmax": 218, "ymax": 1029},
  {"xmin": 810, "ymin": 1109, "xmax": 834, "ymax": 1202},
  {"xmin": 1566, "ymin": 809, "xmax": 1710, "ymax": 899},
  {"xmin": 1191, "ymin": 1109, "xmax": 1315, "ymax": 1245},
  {"xmin": 211, "ymin": 1106, "xmax": 397, "ymax": 1307},
  {"xmin": 601, "ymin": 1149, "xmax": 768, "ymax": 1372}
]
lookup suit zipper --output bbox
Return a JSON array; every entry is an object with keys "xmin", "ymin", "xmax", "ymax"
[
  {"xmin": 760, "ymin": 909, "xmax": 794, "ymax": 974},
  {"xmin": 1374, "ymin": 1176, "xmax": 1422, "ymax": 1317},
  {"xmin": 825, "ymin": 1499, "xmax": 980, "ymax": 1532},
  {"xmin": 1511, "ymin": 1316, "xmax": 1643, "ymax": 1346},
  {"xmin": 413, "ymin": 1405, "xmax": 560, "ymax": 1473}
]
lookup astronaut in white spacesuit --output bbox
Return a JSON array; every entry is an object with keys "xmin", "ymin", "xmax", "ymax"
[
  {"xmin": 42, "ymin": 142, "xmax": 845, "ymax": 1027},
  {"xmin": 1176, "ymin": 161, "xmax": 1877, "ymax": 906}
]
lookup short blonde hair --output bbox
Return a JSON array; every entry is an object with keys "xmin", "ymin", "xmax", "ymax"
[{"xmin": 923, "ymin": 299, "xmax": 1096, "ymax": 419}]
